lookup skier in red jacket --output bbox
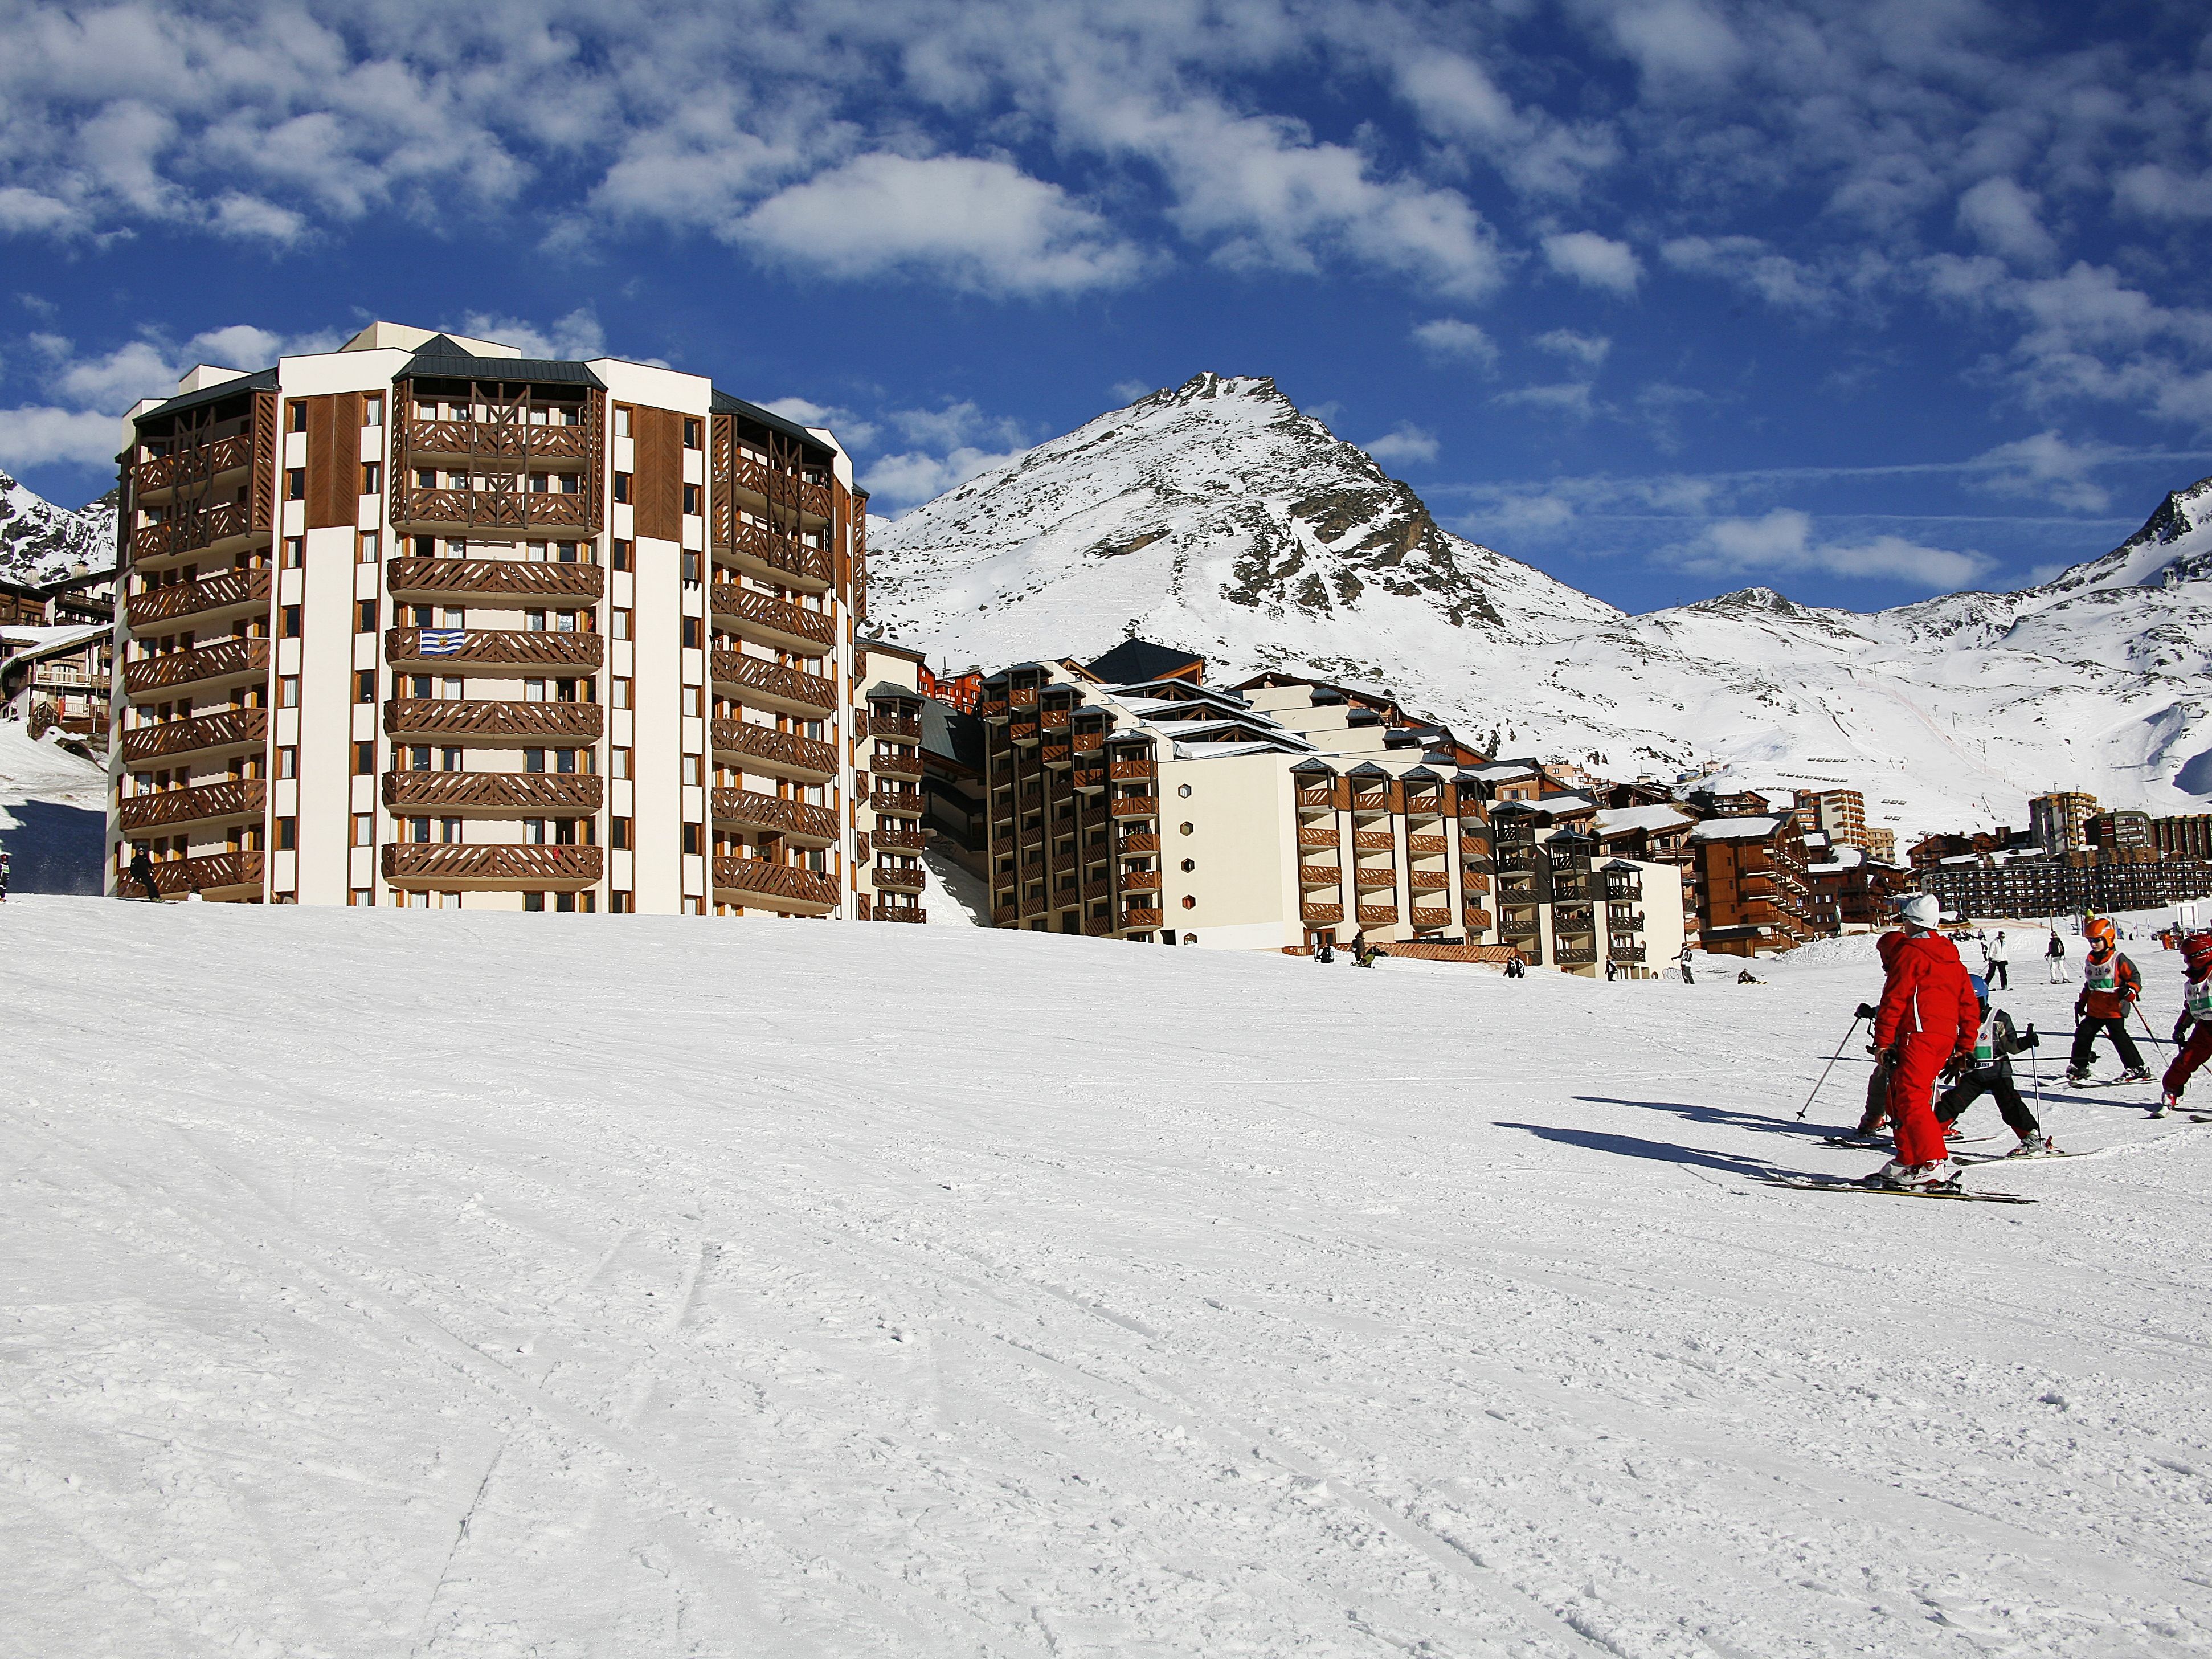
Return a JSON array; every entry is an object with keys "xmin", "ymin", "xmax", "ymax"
[
  {"xmin": 1868, "ymin": 894, "xmax": 1979, "ymax": 1188},
  {"xmin": 2158, "ymin": 930, "xmax": 2212, "ymax": 1117}
]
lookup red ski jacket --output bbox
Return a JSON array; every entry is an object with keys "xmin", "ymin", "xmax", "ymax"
[{"xmin": 1873, "ymin": 929, "xmax": 1978, "ymax": 1057}]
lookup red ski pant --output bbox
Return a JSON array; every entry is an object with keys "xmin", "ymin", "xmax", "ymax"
[
  {"xmin": 2162, "ymin": 1021, "xmax": 2212, "ymax": 1099},
  {"xmin": 1888, "ymin": 1039, "xmax": 1951, "ymax": 1166}
]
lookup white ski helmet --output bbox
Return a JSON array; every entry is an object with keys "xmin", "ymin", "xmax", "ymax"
[{"xmin": 1896, "ymin": 893, "xmax": 1941, "ymax": 931}]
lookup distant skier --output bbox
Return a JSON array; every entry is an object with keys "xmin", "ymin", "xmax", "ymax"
[
  {"xmin": 1314, "ymin": 938, "xmax": 1335, "ymax": 964},
  {"xmin": 127, "ymin": 845, "xmax": 160, "ymax": 903},
  {"xmin": 1936, "ymin": 973, "xmax": 2050, "ymax": 1154},
  {"xmin": 0, "ymin": 843, "xmax": 10, "ymax": 902},
  {"xmin": 2158, "ymin": 930, "xmax": 2212, "ymax": 1118},
  {"xmin": 1504, "ymin": 949, "xmax": 1527, "ymax": 979},
  {"xmin": 2066, "ymin": 918, "xmax": 2148, "ymax": 1084},
  {"xmin": 2045, "ymin": 929, "xmax": 2067, "ymax": 983},
  {"xmin": 1986, "ymin": 930, "xmax": 2010, "ymax": 991},
  {"xmin": 1868, "ymin": 893, "xmax": 1978, "ymax": 1189},
  {"xmin": 1678, "ymin": 942, "xmax": 1695, "ymax": 984}
]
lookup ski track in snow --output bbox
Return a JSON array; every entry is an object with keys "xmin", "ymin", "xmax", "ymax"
[{"xmin": 3, "ymin": 899, "xmax": 2210, "ymax": 1656}]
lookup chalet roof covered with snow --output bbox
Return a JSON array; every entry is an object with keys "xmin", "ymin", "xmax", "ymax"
[
  {"xmin": 1688, "ymin": 815, "xmax": 1785, "ymax": 841},
  {"xmin": 1593, "ymin": 804, "xmax": 1696, "ymax": 837}
]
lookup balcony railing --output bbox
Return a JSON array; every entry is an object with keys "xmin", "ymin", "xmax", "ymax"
[
  {"xmin": 400, "ymin": 418, "xmax": 592, "ymax": 463},
  {"xmin": 874, "ymin": 903, "xmax": 926, "ymax": 923},
  {"xmin": 132, "ymin": 431, "xmax": 257, "ymax": 495},
  {"xmin": 872, "ymin": 788, "xmax": 925, "ymax": 818},
  {"xmin": 126, "ymin": 566, "xmax": 269, "ymax": 631},
  {"xmin": 715, "ymin": 517, "xmax": 833, "ymax": 591},
  {"xmin": 118, "ymin": 777, "xmax": 265, "ymax": 835},
  {"xmin": 872, "ymin": 749, "xmax": 924, "ymax": 780},
  {"xmin": 1299, "ymin": 865, "xmax": 1342, "ymax": 887},
  {"xmin": 1353, "ymin": 830, "xmax": 1395, "ymax": 852},
  {"xmin": 121, "ymin": 706, "xmax": 267, "ymax": 767},
  {"xmin": 709, "ymin": 583, "xmax": 836, "ymax": 653},
  {"xmin": 1463, "ymin": 906, "xmax": 1493, "ymax": 930},
  {"xmin": 386, "ymin": 556, "xmax": 603, "ymax": 607},
  {"xmin": 1301, "ymin": 902, "xmax": 1344, "ymax": 924},
  {"xmin": 1110, "ymin": 758, "xmax": 1155, "ymax": 781},
  {"xmin": 1556, "ymin": 946, "xmax": 1598, "ymax": 966},
  {"xmin": 390, "ymin": 485, "xmax": 598, "ymax": 537},
  {"xmin": 133, "ymin": 496, "xmax": 268, "ymax": 563},
  {"xmin": 1296, "ymin": 787, "xmax": 1335, "ymax": 808},
  {"xmin": 712, "ymin": 787, "xmax": 839, "ymax": 844},
  {"xmin": 1409, "ymin": 906, "xmax": 1452, "ymax": 929},
  {"xmin": 1353, "ymin": 869, "xmax": 1396, "ymax": 890},
  {"xmin": 385, "ymin": 627, "xmax": 602, "ymax": 675},
  {"xmin": 712, "ymin": 718, "xmax": 837, "ymax": 782},
  {"xmin": 1498, "ymin": 915, "xmax": 1541, "ymax": 938},
  {"xmin": 1607, "ymin": 909, "xmax": 1646, "ymax": 930},
  {"xmin": 1118, "ymin": 869, "xmax": 1162, "ymax": 893},
  {"xmin": 1409, "ymin": 872, "xmax": 1450, "ymax": 893},
  {"xmin": 1109, "ymin": 795, "xmax": 1159, "ymax": 818},
  {"xmin": 1405, "ymin": 833, "xmax": 1449, "ymax": 856},
  {"xmin": 1462, "ymin": 871, "xmax": 1491, "ymax": 894},
  {"xmin": 382, "ymin": 771, "xmax": 603, "ymax": 815},
  {"xmin": 1122, "ymin": 906, "xmax": 1164, "ymax": 929},
  {"xmin": 1084, "ymin": 915, "xmax": 1115, "ymax": 936},
  {"xmin": 382, "ymin": 843, "xmax": 602, "ymax": 889},
  {"xmin": 134, "ymin": 848, "xmax": 262, "ymax": 898},
  {"xmin": 383, "ymin": 698, "xmax": 604, "ymax": 744},
  {"xmin": 1355, "ymin": 905, "xmax": 1397, "ymax": 926},
  {"xmin": 712, "ymin": 855, "xmax": 840, "ymax": 913},
  {"xmin": 711, "ymin": 650, "xmax": 838, "ymax": 715},
  {"xmin": 993, "ymin": 904, "xmax": 1017, "ymax": 926},
  {"xmin": 122, "ymin": 638, "xmax": 269, "ymax": 701},
  {"xmin": 872, "ymin": 865, "xmax": 927, "ymax": 893},
  {"xmin": 1609, "ymin": 942, "xmax": 1648, "ymax": 963},
  {"xmin": 873, "ymin": 824, "xmax": 927, "ymax": 852},
  {"xmin": 1118, "ymin": 831, "xmax": 1160, "ymax": 855},
  {"xmin": 1351, "ymin": 790, "xmax": 1389, "ymax": 811},
  {"xmin": 721, "ymin": 452, "xmax": 835, "ymax": 521},
  {"xmin": 866, "ymin": 712, "xmax": 921, "ymax": 741},
  {"xmin": 1297, "ymin": 826, "xmax": 1338, "ymax": 848}
]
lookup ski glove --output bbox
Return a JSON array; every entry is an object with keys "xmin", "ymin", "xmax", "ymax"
[
  {"xmin": 2018, "ymin": 1026, "xmax": 2038, "ymax": 1049},
  {"xmin": 1854, "ymin": 1002, "xmax": 1878, "ymax": 1020}
]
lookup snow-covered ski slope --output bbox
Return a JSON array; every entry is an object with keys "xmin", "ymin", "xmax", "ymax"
[
  {"xmin": 871, "ymin": 375, "xmax": 2212, "ymax": 840},
  {"xmin": 5, "ymin": 898, "xmax": 2210, "ymax": 1656}
]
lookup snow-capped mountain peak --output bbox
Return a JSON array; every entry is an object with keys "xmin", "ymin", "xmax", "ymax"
[{"xmin": 0, "ymin": 470, "xmax": 117, "ymax": 586}]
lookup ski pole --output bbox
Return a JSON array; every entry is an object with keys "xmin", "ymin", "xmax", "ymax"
[{"xmin": 1796, "ymin": 1014, "xmax": 1865, "ymax": 1121}]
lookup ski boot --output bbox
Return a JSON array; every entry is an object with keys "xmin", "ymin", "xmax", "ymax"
[
  {"xmin": 2153, "ymin": 1093, "xmax": 2175, "ymax": 1120},
  {"xmin": 2065, "ymin": 1066, "xmax": 2092, "ymax": 1086},
  {"xmin": 2008, "ymin": 1133, "xmax": 2053, "ymax": 1157},
  {"xmin": 2121, "ymin": 1066, "xmax": 2153, "ymax": 1084}
]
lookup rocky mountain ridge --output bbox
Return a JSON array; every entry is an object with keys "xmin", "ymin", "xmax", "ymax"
[
  {"xmin": 870, "ymin": 374, "xmax": 2212, "ymax": 841},
  {"xmin": 0, "ymin": 469, "xmax": 117, "ymax": 586}
]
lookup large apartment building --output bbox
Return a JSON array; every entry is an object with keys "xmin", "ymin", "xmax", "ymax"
[
  {"xmin": 108, "ymin": 322, "xmax": 879, "ymax": 916},
  {"xmin": 974, "ymin": 648, "xmax": 1683, "ymax": 976}
]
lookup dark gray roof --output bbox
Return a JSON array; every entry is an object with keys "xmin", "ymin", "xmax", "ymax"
[
  {"xmin": 1086, "ymin": 638, "xmax": 1205, "ymax": 685},
  {"xmin": 136, "ymin": 367, "xmax": 280, "ymax": 426},
  {"xmin": 401, "ymin": 340, "xmax": 605, "ymax": 389},
  {"xmin": 710, "ymin": 389, "xmax": 832, "ymax": 451}
]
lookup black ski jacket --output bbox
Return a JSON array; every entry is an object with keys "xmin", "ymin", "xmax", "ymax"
[{"xmin": 1956, "ymin": 1009, "xmax": 2037, "ymax": 1084}]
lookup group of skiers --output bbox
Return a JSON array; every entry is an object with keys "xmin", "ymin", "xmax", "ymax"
[{"xmin": 1852, "ymin": 896, "xmax": 2211, "ymax": 1190}]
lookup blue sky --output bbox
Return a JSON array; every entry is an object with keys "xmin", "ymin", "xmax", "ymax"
[{"xmin": 2, "ymin": 0, "xmax": 2210, "ymax": 614}]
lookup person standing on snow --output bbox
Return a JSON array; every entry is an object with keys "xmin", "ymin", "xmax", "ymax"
[
  {"xmin": 2066, "ymin": 918, "xmax": 2148, "ymax": 1084},
  {"xmin": 1986, "ymin": 930, "xmax": 2010, "ymax": 991},
  {"xmin": 2046, "ymin": 929, "xmax": 2067, "ymax": 983},
  {"xmin": 1936, "ymin": 973, "xmax": 2050, "ymax": 1154},
  {"xmin": 1678, "ymin": 942, "xmax": 1695, "ymax": 985},
  {"xmin": 2157, "ymin": 930, "xmax": 2212, "ymax": 1118},
  {"xmin": 1867, "ymin": 893, "xmax": 1980, "ymax": 1189},
  {"xmin": 1847, "ymin": 929, "xmax": 1913, "ymax": 1141},
  {"xmin": 127, "ymin": 844, "xmax": 160, "ymax": 903}
]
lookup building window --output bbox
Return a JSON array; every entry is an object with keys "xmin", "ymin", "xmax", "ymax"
[
  {"xmin": 681, "ymin": 755, "xmax": 701, "ymax": 786},
  {"xmin": 362, "ymin": 395, "xmax": 382, "ymax": 427},
  {"xmin": 277, "ymin": 746, "xmax": 298, "ymax": 779},
  {"xmin": 612, "ymin": 816, "xmax": 632, "ymax": 849},
  {"xmin": 355, "ymin": 670, "xmax": 375, "ymax": 704},
  {"xmin": 681, "ymin": 550, "xmax": 700, "ymax": 583},
  {"xmin": 681, "ymin": 617, "xmax": 701, "ymax": 649},
  {"xmin": 612, "ymin": 677, "xmax": 632, "ymax": 709},
  {"xmin": 1179, "ymin": 822, "xmax": 1194, "ymax": 835},
  {"xmin": 682, "ymin": 823, "xmax": 702, "ymax": 856},
  {"xmin": 281, "ymin": 605, "xmax": 303, "ymax": 639},
  {"xmin": 614, "ymin": 472, "xmax": 632, "ymax": 504},
  {"xmin": 357, "ymin": 599, "xmax": 377, "ymax": 632},
  {"xmin": 1178, "ymin": 783, "xmax": 1193, "ymax": 798},
  {"xmin": 286, "ymin": 468, "xmax": 306, "ymax": 501},
  {"xmin": 524, "ymin": 892, "xmax": 546, "ymax": 912},
  {"xmin": 360, "ymin": 461, "xmax": 381, "ymax": 495},
  {"xmin": 1181, "ymin": 857, "xmax": 1195, "ymax": 872},
  {"xmin": 612, "ymin": 539, "xmax": 631, "ymax": 571},
  {"xmin": 289, "ymin": 403, "xmax": 308, "ymax": 433},
  {"xmin": 349, "ymin": 888, "xmax": 373, "ymax": 906},
  {"xmin": 613, "ymin": 608, "xmax": 632, "ymax": 641},
  {"xmin": 614, "ymin": 407, "xmax": 632, "ymax": 438},
  {"xmin": 351, "ymin": 812, "xmax": 373, "ymax": 845},
  {"xmin": 682, "ymin": 483, "xmax": 700, "ymax": 515},
  {"xmin": 283, "ymin": 536, "xmax": 304, "ymax": 568},
  {"xmin": 1181, "ymin": 896, "xmax": 1196, "ymax": 909},
  {"xmin": 611, "ymin": 890, "xmax": 632, "ymax": 913},
  {"xmin": 682, "ymin": 418, "xmax": 700, "ymax": 448},
  {"xmin": 357, "ymin": 530, "xmax": 379, "ymax": 563},
  {"xmin": 441, "ymin": 746, "xmax": 463, "ymax": 771},
  {"xmin": 353, "ymin": 740, "xmax": 375, "ymax": 775},
  {"xmin": 612, "ymin": 746, "xmax": 632, "ymax": 779},
  {"xmin": 279, "ymin": 676, "xmax": 300, "ymax": 707}
]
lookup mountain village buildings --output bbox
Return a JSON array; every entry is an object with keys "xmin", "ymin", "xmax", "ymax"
[{"xmin": 106, "ymin": 321, "xmax": 897, "ymax": 917}]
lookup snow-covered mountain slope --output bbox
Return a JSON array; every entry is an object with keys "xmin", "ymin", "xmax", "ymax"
[
  {"xmin": 870, "ymin": 375, "xmax": 2212, "ymax": 840},
  {"xmin": 0, "ymin": 469, "xmax": 116, "ymax": 585},
  {"xmin": 0, "ymin": 720, "xmax": 109, "ymax": 894},
  {"xmin": 5, "ymin": 897, "xmax": 2211, "ymax": 1656}
]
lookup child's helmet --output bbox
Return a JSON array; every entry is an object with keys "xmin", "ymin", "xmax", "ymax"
[
  {"xmin": 2086, "ymin": 917, "xmax": 2117, "ymax": 948},
  {"xmin": 1968, "ymin": 972, "xmax": 1988, "ymax": 1006},
  {"xmin": 2183, "ymin": 930, "xmax": 2212, "ymax": 972}
]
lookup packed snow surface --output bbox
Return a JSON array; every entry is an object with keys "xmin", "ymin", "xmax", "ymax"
[
  {"xmin": 5, "ymin": 899, "xmax": 2211, "ymax": 1656},
  {"xmin": 871, "ymin": 374, "xmax": 2212, "ymax": 839}
]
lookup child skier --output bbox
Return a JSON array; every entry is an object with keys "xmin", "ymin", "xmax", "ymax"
[
  {"xmin": 2158, "ymin": 930, "xmax": 2212, "ymax": 1118},
  {"xmin": 1936, "ymin": 974, "xmax": 2050, "ymax": 1153},
  {"xmin": 2065, "ymin": 918, "xmax": 2148, "ymax": 1084},
  {"xmin": 2045, "ymin": 929, "xmax": 2066, "ymax": 983},
  {"xmin": 1868, "ymin": 893, "xmax": 1980, "ymax": 1188}
]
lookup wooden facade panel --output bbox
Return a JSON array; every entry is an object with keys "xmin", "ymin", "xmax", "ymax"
[
  {"xmin": 304, "ymin": 391, "xmax": 363, "ymax": 529},
  {"xmin": 633, "ymin": 406, "xmax": 682, "ymax": 541}
]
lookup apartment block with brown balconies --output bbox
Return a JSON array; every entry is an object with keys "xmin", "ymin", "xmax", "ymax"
[{"xmin": 107, "ymin": 322, "xmax": 872, "ymax": 916}]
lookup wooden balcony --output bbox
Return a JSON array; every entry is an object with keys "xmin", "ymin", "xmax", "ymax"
[
  {"xmin": 386, "ymin": 555, "xmax": 603, "ymax": 607},
  {"xmin": 1084, "ymin": 915, "xmax": 1115, "ymax": 937},
  {"xmin": 711, "ymin": 650, "xmax": 837, "ymax": 716},
  {"xmin": 1351, "ymin": 790, "xmax": 1389, "ymax": 812},
  {"xmin": 709, "ymin": 583, "xmax": 835, "ymax": 655},
  {"xmin": 132, "ymin": 499, "xmax": 266, "ymax": 563},
  {"xmin": 126, "ymin": 567, "xmax": 269, "ymax": 631},
  {"xmin": 1301, "ymin": 902, "xmax": 1344, "ymax": 925},
  {"xmin": 1463, "ymin": 906, "xmax": 1493, "ymax": 930},
  {"xmin": 1409, "ymin": 906, "xmax": 1452, "ymax": 929},
  {"xmin": 383, "ymin": 698, "xmax": 604, "ymax": 746},
  {"xmin": 1296, "ymin": 787, "xmax": 1335, "ymax": 808},
  {"xmin": 132, "ymin": 431, "xmax": 257, "ymax": 498},
  {"xmin": 1498, "ymin": 915, "xmax": 1540, "ymax": 938},
  {"xmin": 872, "ymin": 788, "xmax": 925, "ymax": 818},
  {"xmin": 385, "ymin": 627, "xmax": 602, "ymax": 676},
  {"xmin": 713, "ymin": 787, "xmax": 839, "ymax": 845},
  {"xmin": 976, "ymin": 700, "xmax": 1009, "ymax": 721},
  {"xmin": 399, "ymin": 419, "xmax": 592, "ymax": 464},
  {"xmin": 383, "ymin": 843, "xmax": 602, "ymax": 890},
  {"xmin": 1409, "ymin": 872, "xmax": 1450, "ymax": 893},
  {"xmin": 1041, "ymin": 743, "xmax": 1070, "ymax": 767},
  {"xmin": 868, "ymin": 712, "xmax": 921, "ymax": 741},
  {"xmin": 122, "ymin": 638, "xmax": 269, "ymax": 702},
  {"xmin": 1122, "ymin": 906, "xmax": 1164, "ymax": 929},
  {"xmin": 1406, "ymin": 833, "xmax": 1449, "ymax": 856},
  {"xmin": 121, "ymin": 707, "xmax": 267, "ymax": 769},
  {"xmin": 118, "ymin": 777, "xmax": 265, "ymax": 835},
  {"xmin": 1608, "ymin": 909, "xmax": 1646, "ymax": 930},
  {"xmin": 1609, "ymin": 942, "xmax": 1648, "ymax": 963},
  {"xmin": 1556, "ymin": 946, "xmax": 1599, "ymax": 966},
  {"xmin": 1082, "ymin": 876, "xmax": 1114, "ymax": 902},
  {"xmin": 1073, "ymin": 764, "xmax": 1106, "ymax": 791},
  {"xmin": 871, "ymin": 749, "xmax": 924, "ymax": 780},
  {"xmin": 1118, "ymin": 832, "xmax": 1160, "ymax": 854},
  {"xmin": 1110, "ymin": 758, "xmax": 1155, "ymax": 781},
  {"xmin": 1462, "ymin": 871, "xmax": 1492, "ymax": 894},
  {"xmin": 1553, "ymin": 905, "xmax": 1597, "ymax": 934},
  {"xmin": 1356, "ymin": 905, "xmax": 1397, "ymax": 926},
  {"xmin": 1352, "ymin": 868, "xmax": 1397, "ymax": 890},
  {"xmin": 1109, "ymin": 795, "xmax": 1159, "ymax": 818},
  {"xmin": 1298, "ymin": 865, "xmax": 1342, "ymax": 886},
  {"xmin": 390, "ymin": 485, "xmax": 598, "ymax": 538},
  {"xmin": 1353, "ymin": 830, "xmax": 1395, "ymax": 851},
  {"xmin": 1297, "ymin": 826, "xmax": 1338, "ymax": 848},
  {"xmin": 873, "ymin": 823, "xmax": 927, "ymax": 853},
  {"xmin": 712, "ymin": 718, "xmax": 837, "ymax": 783},
  {"xmin": 993, "ymin": 904, "xmax": 1017, "ymax": 926},
  {"xmin": 712, "ymin": 855, "xmax": 840, "ymax": 916},
  {"xmin": 719, "ymin": 452, "xmax": 835, "ymax": 523},
  {"xmin": 872, "ymin": 865, "xmax": 927, "ymax": 893},
  {"xmin": 874, "ymin": 903, "xmax": 926, "ymax": 923},
  {"xmin": 137, "ymin": 848, "xmax": 262, "ymax": 900},
  {"xmin": 1606, "ymin": 881, "xmax": 1645, "ymax": 903},
  {"xmin": 715, "ymin": 517, "xmax": 833, "ymax": 592},
  {"xmin": 382, "ymin": 771, "xmax": 603, "ymax": 816},
  {"xmin": 1118, "ymin": 869, "xmax": 1162, "ymax": 893}
]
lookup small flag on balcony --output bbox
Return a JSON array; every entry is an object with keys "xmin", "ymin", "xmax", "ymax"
[{"xmin": 418, "ymin": 629, "xmax": 467, "ymax": 656}]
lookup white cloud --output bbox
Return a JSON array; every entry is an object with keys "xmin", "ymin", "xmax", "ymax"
[
  {"xmin": 1491, "ymin": 381, "xmax": 1598, "ymax": 420},
  {"xmin": 1967, "ymin": 430, "xmax": 2117, "ymax": 512},
  {"xmin": 1410, "ymin": 318, "xmax": 1498, "ymax": 369},
  {"xmin": 862, "ymin": 445, "xmax": 1023, "ymax": 508},
  {"xmin": 1542, "ymin": 231, "xmax": 1641, "ymax": 295},
  {"xmin": 0, "ymin": 405, "xmax": 121, "ymax": 469},
  {"xmin": 1535, "ymin": 329, "xmax": 1610, "ymax": 366},
  {"xmin": 1579, "ymin": 0, "xmax": 1747, "ymax": 84},
  {"xmin": 1110, "ymin": 379, "xmax": 1155, "ymax": 402},
  {"xmin": 0, "ymin": 187, "xmax": 81, "ymax": 236},
  {"xmin": 1363, "ymin": 423, "xmax": 1439, "ymax": 467},
  {"xmin": 741, "ymin": 154, "xmax": 1144, "ymax": 296},
  {"xmin": 2115, "ymin": 165, "xmax": 2212, "ymax": 221},
  {"xmin": 1957, "ymin": 177, "xmax": 2055, "ymax": 266},
  {"xmin": 1678, "ymin": 509, "xmax": 1992, "ymax": 589},
  {"xmin": 757, "ymin": 396, "xmax": 877, "ymax": 450},
  {"xmin": 211, "ymin": 192, "xmax": 308, "ymax": 244},
  {"xmin": 451, "ymin": 308, "xmax": 608, "ymax": 362},
  {"xmin": 1661, "ymin": 236, "xmax": 1834, "ymax": 312}
]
